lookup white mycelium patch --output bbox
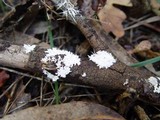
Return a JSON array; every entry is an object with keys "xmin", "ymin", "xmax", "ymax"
[
  {"xmin": 56, "ymin": 0, "xmax": 80, "ymax": 22},
  {"xmin": 23, "ymin": 44, "xmax": 36, "ymax": 53},
  {"xmin": 43, "ymin": 69, "xmax": 59, "ymax": 81},
  {"xmin": 82, "ymin": 72, "xmax": 86, "ymax": 77},
  {"xmin": 41, "ymin": 48, "xmax": 81, "ymax": 81},
  {"xmin": 88, "ymin": 51, "xmax": 116, "ymax": 69},
  {"xmin": 148, "ymin": 77, "xmax": 160, "ymax": 93},
  {"xmin": 123, "ymin": 79, "xmax": 129, "ymax": 86}
]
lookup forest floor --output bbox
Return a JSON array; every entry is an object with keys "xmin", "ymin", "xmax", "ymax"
[{"xmin": 0, "ymin": 0, "xmax": 160, "ymax": 120}]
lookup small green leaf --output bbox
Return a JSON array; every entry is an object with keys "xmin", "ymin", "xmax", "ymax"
[
  {"xmin": 156, "ymin": 0, "xmax": 160, "ymax": 4},
  {"xmin": 47, "ymin": 17, "xmax": 60, "ymax": 104},
  {"xmin": 48, "ymin": 21, "xmax": 54, "ymax": 48},
  {"xmin": 130, "ymin": 56, "xmax": 160, "ymax": 67},
  {"xmin": 0, "ymin": 1, "xmax": 5, "ymax": 13}
]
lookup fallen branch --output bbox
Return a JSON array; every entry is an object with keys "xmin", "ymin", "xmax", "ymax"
[{"xmin": 0, "ymin": 37, "xmax": 159, "ymax": 104}]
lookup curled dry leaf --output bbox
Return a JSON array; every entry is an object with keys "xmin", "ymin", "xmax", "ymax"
[
  {"xmin": 134, "ymin": 40, "xmax": 152, "ymax": 52},
  {"xmin": 129, "ymin": 40, "xmax": 160, "ymax": 59},
  {"xmin": 98, "ymin": 0, "xmax": 132, "ymax": 38}
]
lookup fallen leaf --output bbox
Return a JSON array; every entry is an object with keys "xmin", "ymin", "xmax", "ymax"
[
  {"xmin": 134, "ymin": 40, "xmax": 152, "ymax": 52},
  {"xmin": 26, "ymin": 21, "xmax": 58, "ymax": 35},
  {"xmin": 1, "ymin": 101, "xmax": 125, "ymax": 120},
  {"xmin": 130, "ymin": 40, "xmax": 160, "ymax": 59},
  {"xmin": 98, "ymin": 0, "xmax": 132, "ymax": 38},
  {"xmin": 0, "ymin": 70, "xmax": 9, "ymax": 88},
  {"xmin": 151, "ymin": 0, "xmax": 160, "ymax": 15}
]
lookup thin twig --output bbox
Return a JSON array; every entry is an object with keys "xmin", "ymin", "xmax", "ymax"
[
  {"xmin": 125, "ymin": 16, "xmax": 160, "ymax": 30},
  {"xmin": 6, "ymin": 78, "xmax": 32, "ymax": 114},
  {"xmin": 40, "ymin": 77, "xmax": 44, "ymax": 106},
  {"xmin": 0, "ymin": 76, "xmax": 24, "ymax": 99},
  {"xmin": 3, "ymin": 81, "xmax": 18, "ymax": 116},
  {"xmin": 0, "ymin": 66, "xmax": 43, "ymax": 81}
]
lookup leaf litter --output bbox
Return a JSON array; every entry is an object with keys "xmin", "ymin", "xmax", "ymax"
[{"xmin": 0, "ymin": 0, "xmax": 160, "ymax": 120}]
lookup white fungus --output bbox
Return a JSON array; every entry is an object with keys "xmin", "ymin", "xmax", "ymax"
[
  {"xmin": 123, "ymin": 79, "xmax": 129, "ymax": 86},
  {"xmin": 82, "ymin": 72, "xmax": 86, "ymax": 77},
  {"xmin": 23, "ymin": 44, "xmax": 36, "ymax": 53},
  {"xmin": 88, "ymin": 51, "xmax": 116, "ymax": 69},
  {"xmin": 43, "ymin": 69, "xmax": 59, "ymax": 81},
  {"xmin": 41, "ymin": 48, "xmax": 81, "ymax": 81},
  {"xmin": 148, "ymin": 76, "xmax": 160, "ymax": 93}
]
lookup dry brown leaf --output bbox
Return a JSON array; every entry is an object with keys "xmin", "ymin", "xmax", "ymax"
[
  {"xmin": 134, "ymin": 40, "xmax": 152, "ymax": 52},
  {"xmin": 129, "ymin": 40, "xmax": 160, "ymax": 59},
  {"xmin": 98, "ymin": 0, "xmax": 132, "ymax": 38},
  {"xmin": 150, "ymin": 0, "xmax": 160, "ymax": 15},
  {"xmin": 151, "ymin": 0, "xmax": 160, "ymax": 9},
  {"xmin": 1, "ymin": 102, "xmax": 125, "ymax": 120}
]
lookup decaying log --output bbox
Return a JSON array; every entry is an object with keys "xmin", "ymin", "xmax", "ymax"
[{"xmin": 0, "ymin": 38, "xmax": 159, "ymax": 104}]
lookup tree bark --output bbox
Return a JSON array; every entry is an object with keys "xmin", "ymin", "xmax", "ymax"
[{"xmin": 0, "ymin": 38, "xmax": 159, "ymax": 104}]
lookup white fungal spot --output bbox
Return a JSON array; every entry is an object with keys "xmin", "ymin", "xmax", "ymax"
[
  {"xmin": 43, "ymin": 69, "xmax": 59, "ymax": 82},
  {"xmin": 148, "ymin": 77, "xmax": 160, "ymax": 93},
  {"xmin": 123, "ymin": 79, "xmax": 129, "ymax": 86},
  {"xmin": 82, "ymin": 72, "xmax": 86, "ymax": 77},
  {"xmin": 23, "ymin": 44, "xmax": 36, "ymax": 53},
  {"xmin": 41, "ymin": 48, "xmax": 81, "ymax": 81},
  {"xmin": 88, "ymin": 51, "xmax": 116, "ymax": 69},
  {"xmin": 56, "ymin": 66, "xmax": 71, "ymax": 78}
]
